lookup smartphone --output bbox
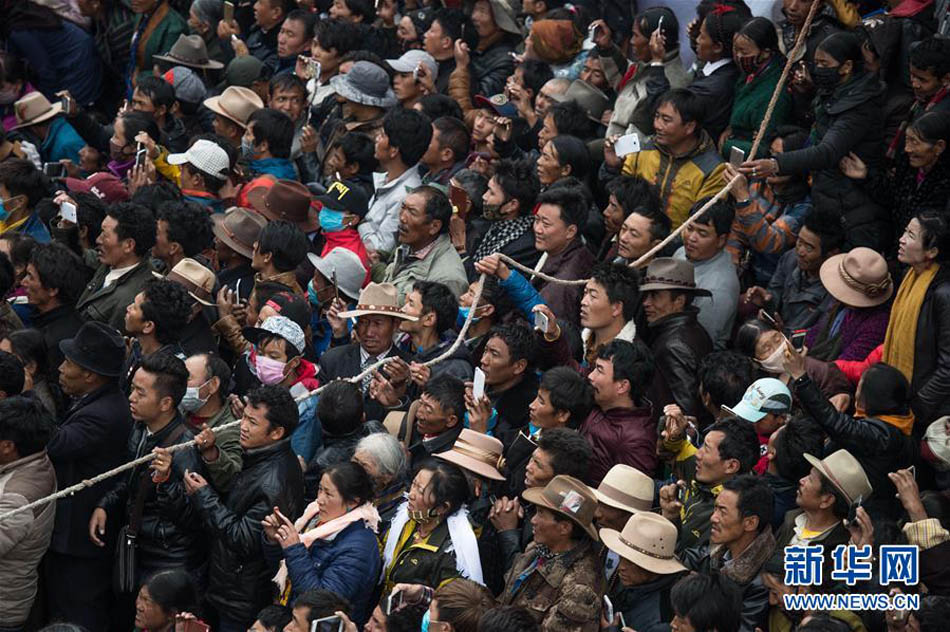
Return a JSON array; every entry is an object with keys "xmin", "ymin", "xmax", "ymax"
[
  {"xmin": 331, "ymin": 269, "xmax": 339, "ymax": 300},
  {"xmin": 135, "ymin": 142, "xmax": 147, "ymax": 169},
  {"xmin": 790, "ymin": 329, "xmax": 807, "ymax": 351},
  {"xmin": 473, "ymin": 367, "xmax": 486, "ymax": 401},
  {"xmin": 180, "ymin": 620, "xmax": 210, "ymax": 632},
  {"xmin": 412, "ymin": 65, "xmax": 420, "ymax": 82},
  {"xmin": 729, "ymin": 146, "xmax": 746, "ymax": 168},
  {"xmin": 908, "ymin": 465, "xmax": 916, "ymax": 479},
  {"xmin": 602, "ymin": 595, "xmax": 614, "ymax": 623},
  {"xmin": 676, "ymin": 483, "xmax": 687, "ymax": 504},
  {"xmin": 619, "ymin": 613, "xmax": 626, "ymax": 629},
  {"xmin": 589, "ymin": 23, "xmax": 600, "ymax": 39},
  {"xmin": 385, "ymin": 589, "xmax": 403, "ymax": 615},
  {"xmin": 310, "ymin": 616, "xmax": 343, "ymax": 632},
  {"xmin": 223, "ymin": 0, "xmax": 234, "ymax": 23},
  {"xmin": 846, "ymin": 495, "xmax": 863, "ymax": 526},
  {"xmin": 449, "ymin": 184, "xmax": 471, "ymax": 221},
  {"xmin": 42, "ymin": 162, "xmax": 65, "ymax": 178},
  {"xmin": 656, "ymin": 15, "xmax": 664, "ymax": 33},
  {"xmin": 533, "ymin": 309, "xmax": 549, "ymax": 333},
  {"xmin": 759, "ymin": 310, "xmax": 779, "ymax": 329},
  {"xmin": 59, "ymin": 201, "xmax": 78, "ymax": 224},
  {"xmin": 60, "ymin": 94, "xmax": 72, "ymax": 113}
]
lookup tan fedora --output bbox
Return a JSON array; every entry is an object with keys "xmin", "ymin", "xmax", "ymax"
[
  {"xmin": 638, "ymin": 258, "xmax": 712, "ymax": 296},
  {"xmin": 600, "ymin": 513, "xmax": 687, "ymax": 575},
  {"xmin": 436, "ymin": 429, "xmax": 506, "ymax": 481},
  {"xmin": 804, "ymin": 449, "xmax": 873, "ymax": 505},
  {"xmin": 154, "ymin": 34, "xmax": 224, "ymax": 70},
  {"xmin": 212, "ymin": 207, "xmax": 268, "ymax": 260},
  {"xmin": 337, "ymin": 283, "xmax": 418, "ymax": 321},
  {"xmin": 155, "ymin": 258, "xmax": 217, "ymax": 306},
  {"xmin": 819, "ymin": 247, "xmax": 893, "ymax": 308},
  {"xmin": 203, "ymin": 86, "xmax": 263, "ymax": 128},
  {"xmin": 11, "ymin": 92, "xmax": 63, "ymax": 130},
  {"xmin": 592, "ymin": 464, "xmax": 654, "ymax": 514},
  {"xmin": 522, "ymin": 475, "xmax": 599, "ymax": 541}
]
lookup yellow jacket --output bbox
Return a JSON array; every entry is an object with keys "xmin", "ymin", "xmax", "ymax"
[{"xmin": 620, "ymin": 131, "xmax": 727, "ymax": 228}]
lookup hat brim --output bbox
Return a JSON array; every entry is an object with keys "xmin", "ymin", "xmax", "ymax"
[
  {"xmin": 211, "ymin": 213, "xmax": 256, "ymax": 260},
  {"xmin": 522, "ymin": 486, "xmax": 599, "ymax": 541},
  {"xmin": 638, "ymin": 282, "xmax": 712, "ymax": 296},
  {"xmin": 202, "ymin": 96, "xmax": 247, "ymax": 128},
  {"xmin": 313, "ymin": 194, "xmax": 368, "ymax": 219},
  {"xmin": 819, "ymin": 253, "xmax": 894, "ymax": 308},
  {"xmin": 153, "ymin": 54, "xmax": 224, "ymax": 70},
  {"xmin": 330, "ymin": 76, "xmax": 398, "ymax": 109},
  {"xmin": 721, "ymin": 403, "xmax": 766, "ymax": 423},
  {"xmin": 435, "ymin": 451, "xmax": 506, "ymax": 481},
  {"xmin": 64, "ymin": 177, "xmax": 93, "ymax": 194},
  {"xmin": 59, "ymin": 338, "xmax": 122, "ymax": 377},
  {"xmin": 12, "ymin": 102, "xmax": 63, "ymax": 130},
  {"xmin": 151, "ymin": 270, "xmax": 215, "ymax": 306},
  {"xmin": 591, "ymin": 488, "xmax": 651, "ymax": 514},
  {"xmin": 248, "ymin": 187, "xmax": 320, "ymax": 232},
  {"xmin": 386, "ymin": 59, "xmax": 417, "ymax": 73},
  {"xmin": 488, "ymin": 0, "xmax": 522, "ymax": 35},
  {"xmin": 803, "ymin": 453, "xmax": 854, "ymax": 504},
  {"xmin": 473, "ymin": 94, "xmax": 516, "ymax": 117},
  {"xmin": 599, "ymin": 528, "xmax": 687, "ymax": 575},
  {"xmin": 337, "ymin": 307, "xmax": 418, "ymax": 321}
]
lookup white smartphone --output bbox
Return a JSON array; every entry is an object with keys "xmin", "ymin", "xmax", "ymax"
[
  {"xmin": 473, "ymin": 367, "xmax": 486, "ymax": 401},
  {"xmin": 729, "ymin": 146, "xmax": 746, "ymax": 168},
  {"xmin": 603, "ymin": 595, "xmax": 614, "ymax": 623},
  {"xmin": 614, "ymin": 133, "xmax": 641, "ymax": 157},
  {"xmin": 533, "ymin": 309, "xmax": 549, "ymax": 332},
  {"xmin": 59, "ymin": 201, "xmax": 77, "ymax": 224}
]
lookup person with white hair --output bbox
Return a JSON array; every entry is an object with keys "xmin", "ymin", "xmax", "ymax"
[{"xmin": 352, "ymin": 431, "xmax": 410, "ymax": 531}]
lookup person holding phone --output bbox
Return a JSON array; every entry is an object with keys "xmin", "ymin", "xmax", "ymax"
[{"xmin": 266, "ymin": 462, "xmax": 382, "ymax": 626}]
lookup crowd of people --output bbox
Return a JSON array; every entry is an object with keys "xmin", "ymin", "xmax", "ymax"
[{"xmin": 1, "ymin": 0, "xmax": 950, "ymax": 631}]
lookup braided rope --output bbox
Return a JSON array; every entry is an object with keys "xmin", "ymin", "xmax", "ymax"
[{"xmin": 0, "ymin": 1, "xmax": 823, "ymax": 523}]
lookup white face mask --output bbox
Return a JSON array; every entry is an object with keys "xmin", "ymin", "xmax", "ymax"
[
  {"xmin": 179, "ymin": 379, "xmax": 211, "ymax": 413},
  {"xmin": 758, "ymin": 340, "xmax": 787, "ymax": 374}
]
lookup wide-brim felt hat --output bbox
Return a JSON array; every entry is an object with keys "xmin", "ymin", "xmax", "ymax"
[
  {"xmin": 154, "ymin": 33, "xmax": 224, "ymax": 70},
  {"xmin": 522, "ymin": 475, "xmax": 599, "ymax": 541},
  {"xmin": 248, "ymin": 179, "xmax": 319, "ymax": 233},
  {"xmin": 819, "ymin": 248, "xmax": 893, "ymax": 308},
  {"xmin": 212, "ymin": 207, "xmax": 268, "ymax": 260},
  {"xmin": 803, "ymin": 450, "xmax": 873, "ymax": 506},
  {"xmin": 59, "ymin": 321, "xmax": 126, "ymax": 377},
  {"xmin": 436, "ymin": 428, "xmax": 506, "ymax": 481},
  {"xmin": 338, "ymin": 282, "xmax": 418, "ymax": 321},
  {"xmin": 638, "ymin": 257, "xmax": 712, "ymax": 296},
  {"xmin": 11, "ymin": 92, "xmax": 62, "ymax": 129},
  {"xmin": 599, "ymin": 512, "xmax": 687, "ymax": 575}
]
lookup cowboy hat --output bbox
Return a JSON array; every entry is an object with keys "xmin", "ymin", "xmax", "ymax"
[
  {"xmin": 155, "ymin": 258, "xmax": 217, "ymax": 306},
  {"xmin": 154, "ymin": 34, "xmax": 224, "ymax": 70},
  {"xmin": 592, "ymin": 464, "xmax": 654, "ymax": 514},
  {"xmin": 212, "ymin": 207, "xmax": 268, "ymax": 260},
  {"xmin": 11, "ymin": 92, "xmax": 62, "ymax": 129},
  {"xmin": 436, "ymin": 429, "xmax": 506, "ymax": 481},
  {"xmin": 248, "ymin": 179, "xmax": 319, "ymax": 233},
  {"xmin": 203, "ymin": 86, "xmax": 264, "ymax": 128},
  {"xmin": 638, "ymin": 258, "xmax": 712, "ymax": 296},
  {"xmin": 337, "ymin": 283, "xmax": 418, "ymax": 321},
  {"xmin": 600, "ymin": 512, "xmax": 687, "ymax": 575},
  {"xmin": 522, "ymin": 475, "xmax": 599, "ymax": 541},
  {"xmin": 803, "ymin": 449, "xmax": 873, "ymax": 505},
  {"xmin": 819, "ymin": 247, "xmax": 893, "ymax": 308}
]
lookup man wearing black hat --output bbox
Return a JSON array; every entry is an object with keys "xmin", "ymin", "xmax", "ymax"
[{"xmin": 43, "ymin": 322, "xmax": 135, "ymax": 631}]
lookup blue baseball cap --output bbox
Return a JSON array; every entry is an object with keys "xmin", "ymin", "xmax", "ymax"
[{"xmin": 722, "ymin": 378, "xmax": 792, "ymax": 422}]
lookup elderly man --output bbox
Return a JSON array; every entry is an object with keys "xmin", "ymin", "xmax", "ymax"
[{"xmin": 352, "ymin": 432, "xmax": 409, "ymax": 531}]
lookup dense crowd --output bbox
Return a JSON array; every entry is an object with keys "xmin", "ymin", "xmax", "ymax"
[{"xmin": 1, "ymin": 0, "xmax": 950, "ymax": 631}]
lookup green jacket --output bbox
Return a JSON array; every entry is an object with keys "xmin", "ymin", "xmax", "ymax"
[
  {"xmin": 76, "ymin": 260, "xmax": 155, "ymax": 332},
  {"xmin": 724, "ymin": 56, "xmax": 792, "ymax": 159},
  {"xmin": 133, "ymin": 4, "xmax": 188, "ymax": 85},
  {"xmin": 194, "ymin": 404, "xmax": 243, "ymax": 493}
]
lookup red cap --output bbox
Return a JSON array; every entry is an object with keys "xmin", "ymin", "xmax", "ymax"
[{"xmin": 64, "ymin": 172, "xmax": 130, "ymax": 204}]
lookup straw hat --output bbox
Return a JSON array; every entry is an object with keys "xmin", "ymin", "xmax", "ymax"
[
  {"xmin": 436, "ymin": 429, "xmax": 506, "ymax": 481},
  {"xmin": 599, "ymin": 512, "xmax": 687, "ymax": 575},
  {"xmin": 11, "ymin": 92, "xmax": 62, "ymax": 129},
  {"xmin": 337, "ymin": 283, "xmax": 418, "ymax": 321},
  {"xmin": 203, "ymin": 86, "xmax": 264, "ymax": 128},
  {"xmin": 592, "ymin": 464, "xmax": 655, "ymax": 514},
  {"xmin": 819, "ymin": 247, "xmax": 893, "ymax": 308},
  {"xmin": 522, "ymin": 475, "xmax": 599, "ymax": 541},
  {"xmin": 803, "ymin": 449, "xmax": 873, "ymax": 505}
]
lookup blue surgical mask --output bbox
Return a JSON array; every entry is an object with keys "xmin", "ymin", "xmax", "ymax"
[
  {"xmin": 241, "ymin": 137, "xmax": 256, "ymax": 160},
  {"xmin": 458, "ymin": 305, "xmax": 480, "ymax": 324},
  {"xmin": 307, "ymin": 279, "xmax": 321, "ymax": 306},
  {"xmin": 0, "ymin": 198, "xmax": 8, "ymax": 222},
  {"xmin": 319, "ymin": 208, "xmax": 346, "ymax": 232},
  {"xmin": 420, "ymin": 610, "xmax": 430, "ymax": 632}
]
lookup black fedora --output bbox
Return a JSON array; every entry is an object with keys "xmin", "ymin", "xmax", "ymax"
[{"xmin": 59, "ymin": 321, "xmax": 126, "ymax": 377}]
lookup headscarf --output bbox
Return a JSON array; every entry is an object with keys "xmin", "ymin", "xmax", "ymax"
[{"xmin": 529, "ymin": 20, "xmax": 582, "ymax": 65}]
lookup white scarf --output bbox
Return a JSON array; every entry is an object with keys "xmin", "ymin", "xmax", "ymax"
[{"xmin": 381, "ymin": 500, "xmax": 484, "ymax": 585}]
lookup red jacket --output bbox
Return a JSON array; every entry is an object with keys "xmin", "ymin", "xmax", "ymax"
[
  {"xmin": 834, "ymin": 344, "xmax": 883, "ymax": 386},
  {"xmin": 581, "ymin": 403, "xmax": 657, "ymax": 485}
]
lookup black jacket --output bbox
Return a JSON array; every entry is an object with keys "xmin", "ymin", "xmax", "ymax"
[
  {"xmin": 217, "ymin": 262, "xmax": 256, "ymax": 303},
  {"xmin": 190, "ymin": 439, "xmax": 304, "ymax": 624},
  {"xmin": 492, "ymin": 373, "xmax": 539, "ymax": 450},
  {"xmin": 317, "ymin": 343, "xmax": 411, "ymax": 423},
  {"xmin": 645, "ymin": 308, "xmax": 713, "ymax": 420},
  {"xmin": 793, "ymin": 374, "xmax": 915, "ymax": 518},
  {"xmin": 776, "ymin": 72, "xmax": 888, "ymax": 250},
  {"xmin": 470, "ymin": 38, "xmax": 517, "ymax": 97},
  {"xmin": 31, "ymin": 304, "xmax": 85, "ymax": 374},
  {"xmin": 909, "ymin": 267, "xmax": 950, "ymax": 428},
  {"xmin": 97, "ymin": 414, "xmax": 207, "ymax": 573},
  {"xmin": 688, "ymin": 61, "xmax": 741, "ymax": 140},
  {"xmin": 46, "ymin": 384, "xmax": 131, "ymax": 558}
]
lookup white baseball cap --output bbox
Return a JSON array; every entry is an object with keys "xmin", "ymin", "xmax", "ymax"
[
  {"xmin": 167, "ymin": 139, "xmax": 230, "ymax": 180},
  {"xmin": 386, "ymin": 50, "xmax": 437, "ymax": 79}
]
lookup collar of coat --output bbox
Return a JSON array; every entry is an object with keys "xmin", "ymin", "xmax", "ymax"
[
  {"xmin": 710, "ymin": 527, "xmax": 776, "ymax": 585},
  {"xmin": 522, "ymin": 538, "xmax": 596, "ymax": 588},
  {"xmin": 583, "ymin": 319, "xmax": 636, "ymax": 360}
]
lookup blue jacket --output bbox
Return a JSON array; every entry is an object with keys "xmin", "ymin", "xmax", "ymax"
[
  {"xmin": 499, "ymin": 269, "xmax": 546, "ymax": 319},
  {"xmin": 41, "ymin": 117, "xmax": 85, "ymax": 165},
  {"xmin": 292, "ymin": 394, "xmax": 322, "ymax": 465},
  {"xmin": 6, "ymin": 213, "xmax": 52, "ymax": 244},
  {"xmin": 282, "ymin": 520, "xmax": 382, "ymax": 625},
  {"xmin": 249, "ymin": 157, "xmax": 297, "ymax": 180},
  {"xmin": 8, "ymin": 23, "xmax": 102, "ymax": 106}
]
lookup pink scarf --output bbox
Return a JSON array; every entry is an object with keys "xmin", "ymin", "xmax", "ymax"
[{"xmin": 272, "ymin": 502, "xmax": 380, "ymax": 592}]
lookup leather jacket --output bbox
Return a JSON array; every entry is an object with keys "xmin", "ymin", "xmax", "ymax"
[
  {"xmin": 645, "ymin": 308, "xmax": 713, "ymax": 419},
  {"xmin": 192, "ymin": 438, "xmax": 304, "ymax": 623},
  {"xmin": 910, "ymin": 267, "xmax": 950, "ymax": 426}
]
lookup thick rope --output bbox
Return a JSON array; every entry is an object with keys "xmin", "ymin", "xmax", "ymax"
[{"xmin": 0, "ymin": 2, "xmax": 823, "ymax": 524}]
